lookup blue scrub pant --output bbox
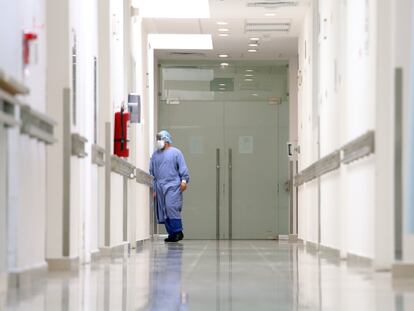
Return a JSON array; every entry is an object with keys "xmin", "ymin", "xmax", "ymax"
[{"xmin": 165, "ymin": 218, "xmax": 183, "ymax": 235}]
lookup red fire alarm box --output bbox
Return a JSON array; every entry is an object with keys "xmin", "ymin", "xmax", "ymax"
[{"xmin": 114, "ymin": 107, "xmax": 130, "ymax": 157}]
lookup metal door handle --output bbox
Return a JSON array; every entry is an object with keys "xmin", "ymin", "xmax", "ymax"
[
  {"xmin": 229, "ymin": 148, "xmax": 233, "ymax": 240},
  {"xmin": 216, "ymin": 149, "xmax": 220, "ymax": 240}
]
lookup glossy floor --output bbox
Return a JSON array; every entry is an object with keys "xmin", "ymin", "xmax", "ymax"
[{"xmin": 2, "ymin": 240, "xmax": 414, "ymax": 310}]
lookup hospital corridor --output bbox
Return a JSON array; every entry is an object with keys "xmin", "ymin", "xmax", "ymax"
[{"xmin": 1, "ymin": 0, "xmax": 414, "ymax": 310}]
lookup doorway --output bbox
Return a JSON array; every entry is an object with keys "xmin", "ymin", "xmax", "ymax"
[{"xmin": 158, "ymin": 61, "xmax": 290, "ymax": 239}]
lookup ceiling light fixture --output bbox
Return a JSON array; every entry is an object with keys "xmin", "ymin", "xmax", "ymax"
[
  {"xmin": 244, "ymin": 78, "xmax": 253, "ymax": 82},
  {"xmin": 217, "ymin": 21, "xmax": 228, "ymax": 25},
  {"xmin": 139, "ymin": 0, "xmax": 210, "ymax": 18},
  {"xmin": 244, "ymin": 74, "xmax": 253, "ymax": 77},
  {"xmin": 265, "ymin": 13, "xmax": 276, "ymax": 17},
  {"xmin": 219, "ymin": 88, "xmax": 226, "ymax": 91},
  {"xmin": 248, "ymin": 49, "xmax": 258, "ymax": 52},
  {"xmin": 249, "ymin": 43, "xmax": 259, "ymax": 47},
  {"xmin": 250, "ymin": 37, "xmax": 260, "ymax": 41},
  {"xmin": 252, "ymin": 93, "xmax": 258, "ymax": 96},
  {"xmin": 218, "ymin": 28, "xmax": 229, "ymax": 32},
  {"xmin": 245, "ymin": 69, "xmax": 254, "ymax": 72},
  {"xmin": 219, "ymin": 33, "xmax": 229, "ymax": 37},
  {"xmin": 218, "ymin": 54, "xmax": 229, "ymax": 58},
  {"xmin": 220, "ymin": 62, "xmax": 229, "ymax": 67},
  {"xmin": 219, "ymin": 83, "xmax": 226, "ymax": 86}
]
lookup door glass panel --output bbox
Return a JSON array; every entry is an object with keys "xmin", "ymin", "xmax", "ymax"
[{"xmin": 158, "ymin": 61, "xmax": 289, "ymax": 239}]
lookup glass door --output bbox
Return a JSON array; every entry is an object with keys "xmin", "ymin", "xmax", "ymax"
[{"xmin": 158, "ymin": 61, "xmax": 290, "ymax": 239}]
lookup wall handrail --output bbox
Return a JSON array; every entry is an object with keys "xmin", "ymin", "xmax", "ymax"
[
  {"xmin": 0, "ymin": 69, "xmax": 30, "ymax": 96},
  {"xmin": 342, "ymin": 131, "xmax": 375, "ymax": 165},
  {"xmin": 294, "ymin": 131, "xmax": 375, "ymax": 187},
  {"xmin": 111, "ymin": 155, "xmax": 136, "ymax": 179},
  {"xmin": 0, "ymin": 88, "xmax": 22, "ymax": 128},
  {"xmin": 135, "ymin": 167, "xmax": 153, "ymax": 187},
  {"xmin": 91, "ymin": 144, "xmax": 105, "ymax": 167},
  {"xmin": 20, "ymin": 104, "xmax": 57, "ymax": 144},
  {"xmin": 71, "ymin": 133, "xmax": 88, "ymax": 158}
]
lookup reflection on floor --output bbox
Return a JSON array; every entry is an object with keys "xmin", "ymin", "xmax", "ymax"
[{"xmin": 2, "ymin": 240, "xmax": 414, "ymax": 310}]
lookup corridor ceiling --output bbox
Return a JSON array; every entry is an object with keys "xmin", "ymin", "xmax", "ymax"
[{"xmin": 143, "ymin": 0, "xmax": 309, "ymax": 60}]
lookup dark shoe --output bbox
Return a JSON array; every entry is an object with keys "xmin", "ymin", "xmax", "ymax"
[
  {"xmin": 175, "ymin": 231, "xmax": 184, "ymax": 241},
  {"xmin": 164, "ymin": 235, "xmax": 179, "ymax": 243}
]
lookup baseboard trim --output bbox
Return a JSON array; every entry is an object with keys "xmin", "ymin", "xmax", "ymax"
[
  {"xmin": 8, "ymin": 262, "xmax": 48, "ymax": 289},
  {"xmin": 47, "ymin": 256, "xmax": 79, "ymax": 272},
  {"xmin": 134, "ymin": 238, "xmax": 151, "ymax": 252},
  {"xmin": 91, "ymin": 249, "xmax": 101, "ymax": 262},
  {"xmin": 305, "ymin": 241, "xmax": 319, "ymax": 253},
  {"xmin": 288, "ymin": 234, "xmax": 298, "ymax": 242},
  {"xmin": 319, "ymin": 244, "xmax": 340, "ymax": 258},
  {"xmin": 99, "ymin": 242, "xmax": 130, "ymax": 258},
  {"xmin": 0, "ymin": 272, "xmax": 7, "ymax": 294},
  {"xmin": 347, "ymin": 252, "xmax": 373, "ymax": 267},
  {"xmin": 392, "ymin": 263, "xmax": 414, "ymax": 279}
]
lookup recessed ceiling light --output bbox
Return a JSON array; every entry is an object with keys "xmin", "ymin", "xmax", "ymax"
[
  {"xmin": 244, "ymin": 74, "xmax": 253, "ymax": 77},
  {"xmin": 249, "ymin": 43, "xmax": 259, "ymax": 47},
  {"xmin": 250, "ymin": 37, "xmax": 260, "ymax": 41},
  {"xmin": 265, "ymin": 13, "xmax": 276, "ymax": 17},
  {"xmin": 245, "ymin": 69, "xmax": 254, "ymax": 72},
  {"xmin": 218, "ymin": 54, "xmax": 229, "ymax": 58},
  {"xmin": 217, "ymin": 21, "xmax": 228, "ymax": 25},
  {"xmin": 220, "ymin": 62, "xmax": 229, "ymax": 67},
  {"xmin": 218, "ymin": 28, "xmax": 229, "ymax": 32},
  {"xmin": 252, "ymin": 93, "xmax": 258, "ymax": 96},
  {"xmin": 248, "ymin": 49, "xmax": 258, "ymax": 53},
  {"xmin": 219, "ymin": 33, "xmax": 229, "ymax": 37},
  {"xmin": 244, "ymin": 78, "xmax": 253, "ymax": 82},
  {"xmin": 219, "ymin": 83, "xmax": 226, "ymax": 86}
]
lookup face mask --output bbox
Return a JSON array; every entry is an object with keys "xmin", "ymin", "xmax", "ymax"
[{"xmin": 156, "ymin": 140, "xmax": 165, "ymax": 150}]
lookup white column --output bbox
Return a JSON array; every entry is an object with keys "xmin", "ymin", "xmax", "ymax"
[
  {"xmin": 374, "ymin": 0, "xmax": 395, "ymax": 269},
  {"xmin": 46, "ymin": 0, "xmax": 76, "ymax": 268}
]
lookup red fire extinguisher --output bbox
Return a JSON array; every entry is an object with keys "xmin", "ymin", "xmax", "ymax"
[
  {"xmin": 114, "ymin": 106, "xmax": 130, "ymax": 157},
  {"xmin": 23, "ymin": 31, "xmax": 38, "ymax": 66}
]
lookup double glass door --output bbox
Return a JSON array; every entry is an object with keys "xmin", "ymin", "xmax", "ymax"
[{"xmin": 158, "ymin": 62, "xmax": 290, "ymax": 239}]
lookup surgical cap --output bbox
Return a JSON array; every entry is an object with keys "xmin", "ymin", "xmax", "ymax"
[{"xmin": 157, "ymin": 130, "xmax": 173, "ymax": 144}]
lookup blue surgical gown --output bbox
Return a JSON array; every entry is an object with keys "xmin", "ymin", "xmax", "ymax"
[{"xmin": 150, "ymin": 147, "xmax": 190, "ymax": 225}]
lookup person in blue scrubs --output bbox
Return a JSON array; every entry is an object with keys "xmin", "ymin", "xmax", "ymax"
[{"xmin": 150, "ymin": 130, "xmax": 190, "ymax": 242}]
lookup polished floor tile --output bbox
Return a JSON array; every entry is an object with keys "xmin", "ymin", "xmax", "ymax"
[{"xmin": 1, "ymin": 240, "xmax": 414, "ymax": 310}]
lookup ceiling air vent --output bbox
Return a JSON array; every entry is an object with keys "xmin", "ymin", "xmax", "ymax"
[
  {"xmin": 168, "ymin": 52, "xmax": 206, "ymax": 58},
  {"xmin": 245, "ymin": 19, "xmax": 291, "ymax": 33},
  {"xmin": 246, "ymin": 1, "xmax": 299, "ymax": 9}
]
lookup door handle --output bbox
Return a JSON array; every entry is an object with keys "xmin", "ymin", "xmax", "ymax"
[
  {"xmin": 216, "ymin": 148, "xmax": 220, "ymax": 240},
  {"xmin": 228, "ymin": 148, "xmax": 233, "ymax": 240}
]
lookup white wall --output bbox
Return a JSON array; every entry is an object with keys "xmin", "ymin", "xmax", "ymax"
[
  {"xmin": 46, "ymin": 0, "xmax": 70, "ymax": 259},
  {"xmin": 0, "ymin": 0, "xmax": 49, "ymax": 273},
  {"xmin": 297, "ymin": 0, "xmax": 383, "ymax": 261},
  {"xmin": 130, "ymin": 14, "xmax": 151, "ymax": 242},
  {"xmin": 297, "ymin": 1, "xmax": 319, "ymax": 244},
  {"xmin": 70, "ymin": 0, "xmax": 100, "ymax": 263},
  {"xmin": 398, "ymin": 0, "xmax": 414, "ymax": 262}
]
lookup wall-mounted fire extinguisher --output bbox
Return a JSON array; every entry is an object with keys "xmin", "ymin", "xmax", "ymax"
[
  {"xmin": 23, "ymin": 31, "xmax": 38, "ymax": 66},
  {"xmin": 114, "ymin": 106, "xmax": 130, "ymax": 158}
]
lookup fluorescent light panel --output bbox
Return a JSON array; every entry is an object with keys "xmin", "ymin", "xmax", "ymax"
[
  {"xmin": 148, "ymin": 34, "xmax": 213, "ymax": 50},
  {"xmin": 139, "ymin": 0, "xmax": 210, "ymax": 18}
]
